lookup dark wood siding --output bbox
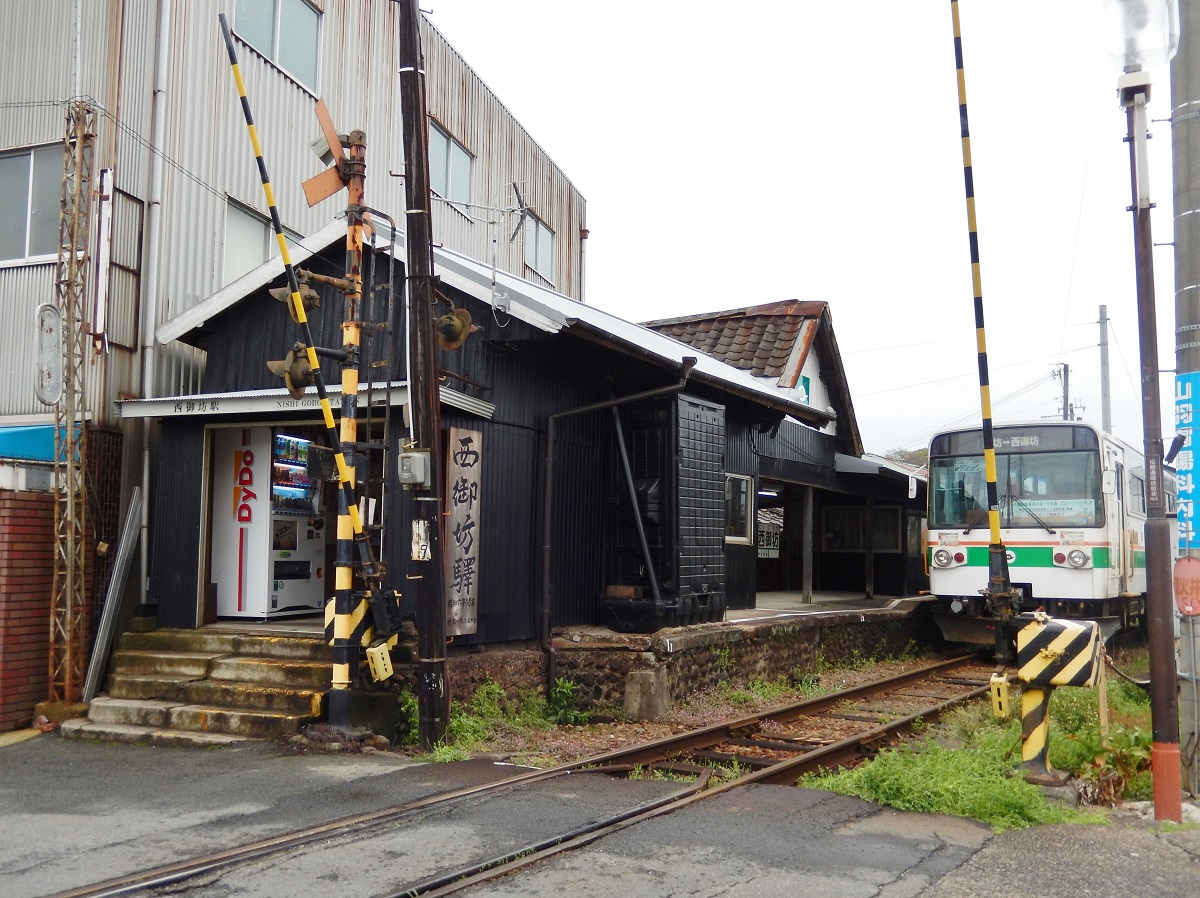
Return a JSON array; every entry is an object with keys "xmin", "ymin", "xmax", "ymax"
[
  {"xmin": 724, "ymin": 408, "xmax": 758, "ymax": 609},
  {"xmin": 148, "ymin": 419, "xmax": 205, "ymax": 628}
]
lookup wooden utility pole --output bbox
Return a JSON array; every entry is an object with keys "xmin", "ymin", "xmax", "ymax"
[{"xmin": 398, "ymin": 0, "xmax": 448, "ymax": 749}]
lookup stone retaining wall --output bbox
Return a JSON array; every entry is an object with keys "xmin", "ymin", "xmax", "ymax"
[{"xmin": 439, "ymin": 600, "xmax": 941, "ymax": 720}]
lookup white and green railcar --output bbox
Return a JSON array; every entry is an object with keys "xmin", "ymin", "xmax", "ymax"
[{"xmin": 926, "ymin": 421, "xmax": 1170, "ymax": 644}]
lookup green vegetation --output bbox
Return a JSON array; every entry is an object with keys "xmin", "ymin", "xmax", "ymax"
[
  {"xmin": 801, "ymin": 649, "xmax": 1156, "ymax": 830},
  {"xmin": 404, "ymin": 675, "xmax": 592, "ymax": 760},
  {"xmin": 546, "ymin": 677, "xmax": 591, "ymax": 725}
]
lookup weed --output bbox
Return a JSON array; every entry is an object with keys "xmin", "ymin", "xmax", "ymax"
[
  {"xmin": 547, "ymin": 677, "xmax": 590, "ymax": 725},
  {"xmin": 802, "ymin": 740, "xmax": 1106, "ymax": 831},
  {"xmin": 715, "ymin": 646, "xmax": 735, "ymax": 681},
  {"xmin": 803, "ymin": 652, "xmax": 1160, "ymax": 824}
]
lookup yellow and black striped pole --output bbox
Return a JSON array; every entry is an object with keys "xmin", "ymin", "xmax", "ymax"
[
  {"xmin": 950, "ymin": 0, "xmax": 1014, "ymax": 662},
  {"xmin": 218, "ymin": 14, "xmax": 382, "ymax": 728}
]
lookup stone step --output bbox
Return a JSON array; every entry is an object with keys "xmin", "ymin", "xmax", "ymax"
[
  {"xmin": 85, "ymin": 696, "xmax": 315, "ymax": 741},
  {"xmin": 178, "ymin": 679, "xmax": 325, "ymax": 716},
  {"xmin": 118, "ymin": 630, "xmax": 239, "ymax": 655},
  {"xmin": 167, "ymin": 705, "xmax": 312, "ymax": 741},
  {"xmin": 108, "ymin": 649, "xmax": 216, "ymax": 678},
  {"xmin": 119, "ymin": 629, "xmax": 330, "ymax": 662},
  {"xmin": 59, "ymin": 717, "xmax": 251, "ymax": 748},
  {"xmin": 208, "ymin": 656, "xmax": 330, "ymax": 689},
  {"xmin": 104, "ymin": 673, "xmax": 197, "ymax": 701},
  {"xmin": 88, "ymin": 696, "xmax": 178, "ymax": 728}
]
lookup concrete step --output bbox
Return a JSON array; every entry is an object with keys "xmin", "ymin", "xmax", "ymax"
[
  {"xmin": 59, "ymin": 717, "xmax": 251, "ymax": 748},
  {"xmin": 208, "ymin": 656, "xmax": 330, "ymax": 689},
  {"xmin": 119, "ymin": 629, "xmax": 331, "ymax": 662},
  {"xmin": 178, "ymin": 680, "xmax": 325, "ymax": 716},
  {"xmin": 86, "ymin": 696, "xmax": 316, "ymax": 741},
  {"xmin": 167, "ymin": 705, "xmax": 312, "ymax": 741},
  {"xmin": 104, "ymin": 673, "xmax": 196, "ymax": 701},
  {"xmin": 107, "ymin": 649, "xmax": 215, "ymax": 678},
  {"xmin": 117, "ymin": 630, "xmax": 239, "ymax": 655},
  {"xmin": 88, "ymin": 696, "xmax": 178, "ymax": 728}
]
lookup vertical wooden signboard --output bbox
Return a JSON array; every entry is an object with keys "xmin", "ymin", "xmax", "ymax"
[{"xmin": 446, "ymin": 427, "xmax": 481, "ymax": 635}]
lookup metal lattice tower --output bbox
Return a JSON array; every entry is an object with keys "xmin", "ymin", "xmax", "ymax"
[{"xmin": 49, "ymin": 100, "xmax": 95, "ymax": 703}]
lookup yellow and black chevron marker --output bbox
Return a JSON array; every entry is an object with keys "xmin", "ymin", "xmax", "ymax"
[
  {"xmin": 1016, "ymin": 613, "xmax": 1102, "ymax": 688},
  {"xmin": 1014, "ymin": 613, "xmax": 1102, "ymax": 785}
]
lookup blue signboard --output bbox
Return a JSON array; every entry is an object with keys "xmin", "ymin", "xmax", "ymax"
[{"xmin": 1176, "ymin": 372, "xmax": 1200, "ymax": 549}]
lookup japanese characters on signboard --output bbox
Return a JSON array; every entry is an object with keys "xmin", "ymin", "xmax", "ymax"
[
  {"xmin": 446, "ymin": 427, "xmax": 481, "ymax": 635},
  {"xmin": 1177, "ymin": 372, "xmax": 1200, "ymax": 550}
]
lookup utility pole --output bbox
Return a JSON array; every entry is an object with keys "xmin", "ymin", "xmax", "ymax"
[
  {"xmin": 1060, "ymin": 363, "xmax": 1070, "ymax": 421},
  {"xmin": 398, "ymin": 0, "xmax": 449, "ymax": 750},
  {"xmin": 1099, "ymin": 306, "xmax": 1112, "ymax": 433},
  {"xmin": 1120, "ymin": 64, "xmax": 1182, "ymax": 822}
]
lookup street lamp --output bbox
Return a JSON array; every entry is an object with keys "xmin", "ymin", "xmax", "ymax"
[{"xmin": 1104, "ymin": 0, "xmax": 1183, "ymax": 823}]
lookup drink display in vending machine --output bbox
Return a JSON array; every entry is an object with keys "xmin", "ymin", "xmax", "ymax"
[
  {"xmin": 211, "ymin": 426, "xmax": 327, "ymax": 618},
  {"xmin": 268, "ymin": 432, "xmax": 326, "ymax": 613}
]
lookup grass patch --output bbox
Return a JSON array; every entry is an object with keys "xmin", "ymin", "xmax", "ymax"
[
  {"xmin": 801, "ymin": 648, "xmax": 1156, "ymax": 828},
  {"xmin": 803, "ymin": 740, "xmax": 1106, "ymax": 831},
  {"xmin": 406, "ymin": 676, "xmax": 587, "ymax": 761}
]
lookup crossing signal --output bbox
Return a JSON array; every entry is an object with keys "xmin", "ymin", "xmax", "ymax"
[
  {"xmin": 268, "ymin": 283, "xmax": 321, "ymax": 325},
  {"xmin": 267, "ymin": 343, "xmax": 315, "ymax": 399},
  {"xmin": 435, "ymin": 307, "xmax": 477, "ymax": 351}
]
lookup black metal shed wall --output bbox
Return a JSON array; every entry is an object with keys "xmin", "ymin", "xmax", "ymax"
[{"xmin": 148, "ymin": 419, "xmax": 205, "ymax": 628}]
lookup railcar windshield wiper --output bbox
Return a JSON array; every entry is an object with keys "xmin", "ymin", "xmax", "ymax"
[{"xmin": 1002, "ymin": 493, "xmax": 1056, "ymax": 534}]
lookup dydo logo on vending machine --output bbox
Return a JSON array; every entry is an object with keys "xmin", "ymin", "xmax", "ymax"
[{"xmin": 232, "ymin": 432, "xmax": 258, "ymax": 524}]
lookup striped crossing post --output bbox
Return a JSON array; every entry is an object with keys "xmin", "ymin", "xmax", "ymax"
[
  {"xmin": 949, "ymin": 0, "xmax": 1014, "ymax": 662},
  {"xmin": 218, "ymin": 14, "xmax": 385, "ymax": 729},
  {"xmin": 1016, "ymin": 614, "xmax": 1102, "ymax": 785}
]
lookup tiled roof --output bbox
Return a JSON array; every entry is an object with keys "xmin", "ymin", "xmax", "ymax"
[{"xmin": 644, "ymin": 301, "xmax": 825, "ymax": 378}]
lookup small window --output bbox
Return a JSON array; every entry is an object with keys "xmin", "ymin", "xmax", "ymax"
[
  {"xmin": 823, "ymin": 507, "xmax": 863, "ymax": 552},
  {"xmin": 524, "ymin": 214, "xmax": 554, "ymax": 281},
  {"xmin": 0, "ymin": 145, "xmax": 62, "ymax": 263},
  {"xmin": 725, "ymin": 474, "xmax": 754, "ymax": 545},
  {"xmin": 223, "ymin": 202, "xmax": 272, "ymax": 284},
  {"xmin": 235, "ymin": 0, "xmax": 320, "ymax": 90},
  {"xmin": 428, "ymin": 121, "xmax": 473, "ymax": 211},
  {"xmin": 873, "ymin": 506, "xmax": 902, "ymax": 553},
  {"xmin": 1129, "ymin": 473, "xmax": 1147, "ymax": 515}
]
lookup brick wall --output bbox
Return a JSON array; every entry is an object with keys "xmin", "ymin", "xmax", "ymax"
[{"xmin": 0, "ymin": 490, "xmax": 55, "ymax": 732}]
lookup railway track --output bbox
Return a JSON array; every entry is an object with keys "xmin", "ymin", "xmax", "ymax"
[{"xmin": 54, "ymin": 653, "xmax": 991, "ymax": 898}]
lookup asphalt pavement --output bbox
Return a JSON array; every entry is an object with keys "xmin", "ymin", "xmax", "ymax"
[{"xmin": 2, "ymin": 730, "xmax": 1199, "ymax": 898}]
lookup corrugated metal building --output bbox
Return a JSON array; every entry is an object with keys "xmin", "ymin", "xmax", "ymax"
[{"xmin": 0, "ymin": 1, "xmax": 587, "ymax": 728}]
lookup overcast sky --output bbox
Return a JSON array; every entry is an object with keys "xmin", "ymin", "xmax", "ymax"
[{"xmin": 426, "ymin": 1, "xmax": 1178, "ymax": 455}]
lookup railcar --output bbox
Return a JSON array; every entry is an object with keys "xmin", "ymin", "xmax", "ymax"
[{"xmin": 926, "ymin": 420, "xmax": 1173, "ymax": 645}]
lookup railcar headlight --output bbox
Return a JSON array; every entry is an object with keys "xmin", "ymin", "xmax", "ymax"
[
  {"xmin": 1067, "ymin": 549, "xmax": 1090, "ymax": 569},
  {"xmin": 933, "ymin": 548, "xmax": 953, "ymax": 568}
]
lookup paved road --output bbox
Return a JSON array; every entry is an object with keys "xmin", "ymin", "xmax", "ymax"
[{"xmin": 2, "ymin": 732, "xmax": 1198, "ymax": 897}]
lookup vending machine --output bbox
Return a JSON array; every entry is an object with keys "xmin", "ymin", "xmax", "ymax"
[{"xmin": 212, "ymin": 426, "xmax": 327, "ymax": 618}]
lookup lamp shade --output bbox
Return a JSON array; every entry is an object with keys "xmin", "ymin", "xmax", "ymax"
[{"xmin": 1103, "ymin": 0, "xmax": 1180, "ymax": 70}]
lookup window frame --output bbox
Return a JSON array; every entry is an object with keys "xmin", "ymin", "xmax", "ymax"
[
  {"xmin": 233, "ymin": 0, "xmax": 321, "ymax": 91},
  {"xmin": 524, "ymin": 212, "xmax": 555, "ymax": 282},
  {"xmin": 222, "ymin": 199, "xmax": 302, "ymax": 285},
  {"xmin": 0, "ymin": 143, "xmax": 62, "ymax": 266},
  {"xmin": 428, "ymin": 120, "xmax": 474, "ymax": 215},
  {"xmin": 724, "ymin": 473, "xmax": 755, "ymax": 545}
]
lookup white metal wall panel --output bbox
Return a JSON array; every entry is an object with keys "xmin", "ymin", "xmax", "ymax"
[
  {"xmin": 1, "ymin": 1, "xmax": 587, "ymax": 415},
  {"xmin": 0, "ymin": 265, "xmax": 57, "ymax": 417}
]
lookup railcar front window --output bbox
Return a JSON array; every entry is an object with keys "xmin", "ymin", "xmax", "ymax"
[{"xmin": 930, "ymin": 451, "xmax": 1102, "ymax": 529}]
